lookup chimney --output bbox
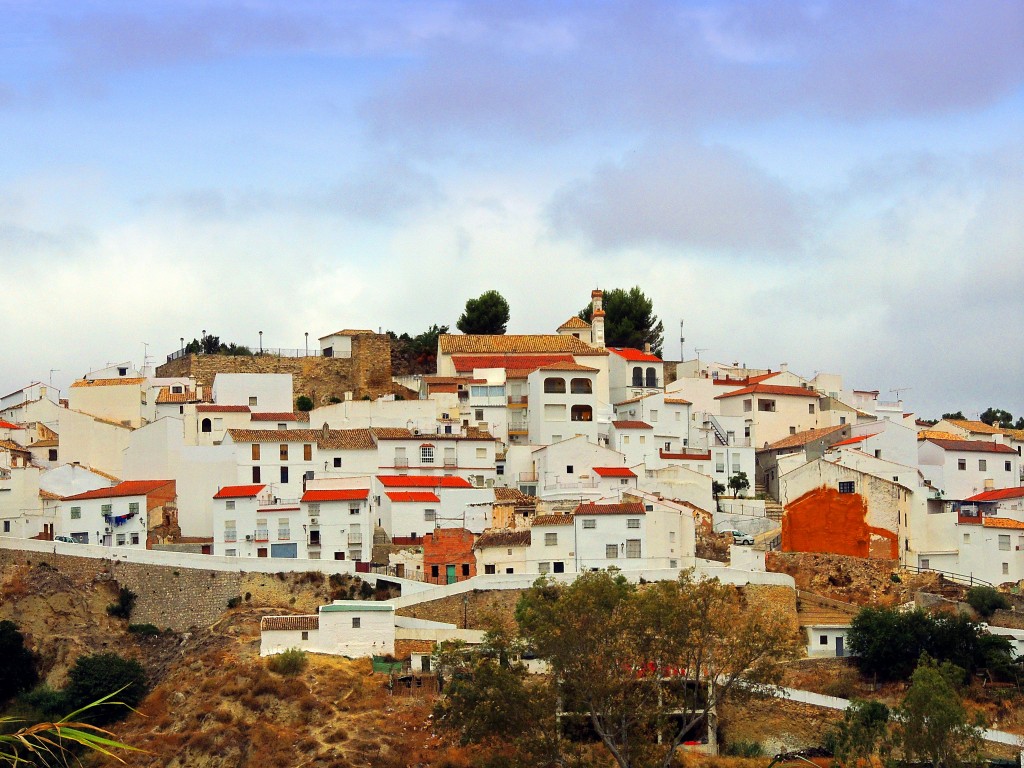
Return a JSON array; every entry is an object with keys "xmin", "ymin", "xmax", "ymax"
[
  {"xmin": 780, "ymin": 362, "xmax": 788, "ymax": 373},
  {"xmin": 644, "ymin": 343, "xmax": 652, "ymax": 355},
  {"xmin": 591, "ymin": 290, "xmax": 605, "ymax": 348}
]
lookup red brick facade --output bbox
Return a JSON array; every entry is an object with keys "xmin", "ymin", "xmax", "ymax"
[{"xmin": 423, "ymin": 528, "xmax": 477, "ymax": 584}]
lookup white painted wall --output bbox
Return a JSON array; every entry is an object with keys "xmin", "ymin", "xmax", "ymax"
[{"xmin": 212, "ymin": 374, "xmax": 293, "ymax": 412}]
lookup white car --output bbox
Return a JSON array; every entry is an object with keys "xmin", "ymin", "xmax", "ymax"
[
  {"xmin": 53, "ymin": 535, "xmax": 77, "ymax": 544},
  {"xmin": 719, "ymin": 529, "xmax": 755, "ymax": 546}
]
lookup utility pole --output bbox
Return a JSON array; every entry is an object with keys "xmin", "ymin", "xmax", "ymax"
[{"xmin": 679, "ymin": 319, "xmax": 685, "ymax": 361}]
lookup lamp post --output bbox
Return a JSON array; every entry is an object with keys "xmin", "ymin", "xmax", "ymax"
[
  {"xmin": 305, "ymin": 332, "xmax": 309, "ymax": 356},
  {"xmin": 259, "ymin": 331, "xmax": 263, "ymax": 354}
]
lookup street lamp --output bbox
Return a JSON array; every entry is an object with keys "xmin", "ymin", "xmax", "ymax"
[
  {"xmin": 259, "ymin": 331, "xmax": 263, "ymax": 354},
  {"xmin": 305, "ymin": 332, "xmax": 309, "ymax": 356}
]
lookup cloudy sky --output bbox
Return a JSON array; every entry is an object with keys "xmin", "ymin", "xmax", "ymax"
[{"xmin": 1, "ymin": 0, "xmax": 1021, "ymax": 419}]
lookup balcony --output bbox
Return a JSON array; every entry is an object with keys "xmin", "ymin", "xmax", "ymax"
[
  {"xmin": 224, "ymin": 531, "xmax": 237, "ymax": 543},
  {"xmin": 508, "ymin": 395, "xmax": 528, "ymax": 407},
  {"xmin": 254, "ymin": 529, "xmax": 270, "ymax": 542},
  {"xmin": 544, "ymin": 479, "xmax": 599, "ymax": 491},
  {"xmin": 518, "ymin": 471, "xmax": 538, "ymax": 482},
  {"xmin": 509, "ymin": 421, "xmax": 529, "ymax": 435},
  {"xmin": 394, "ymin": 457, "xmax": 410, "ymax": 468},
  {"xmin": 443, "ymin": 458, "xmax": 457, "ymax": 468}
]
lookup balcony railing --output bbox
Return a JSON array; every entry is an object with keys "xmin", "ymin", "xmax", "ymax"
[
  {"xmin": 278, "ymin": 529, "xmax": 291, "ymax": 540},
  {"xmin": 254, "ymin": 529, "xmax": 270, "ymax": 542},
  {"xmin": 443, "ymin": 458, "xmax": 457, "ymax": 467},
  {"xmin": 394, "ymin": 457, "xmax": 410, "ymax": 468},
  {"xmin": 224, "ymin": 531, "xmax": 237, "ymax": 543},
  {"xmin": 544, "ymin": 480, "xmax": 599, "ymax": 491},
  {"xmin": 518, "ymin": 471, "xmax": 538, "ymax": 482},
  {"xmin": 509, "ymin": 422, "xmax": 529, "ymax": 434},
  {"xmin": 508, "ymin": 395, "xmax": 528, "ymax": 405}
]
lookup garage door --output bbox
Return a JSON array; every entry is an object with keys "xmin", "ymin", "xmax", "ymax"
[{"xmin": 270, "ymin": 543, "xmax": 298, "ymax": 558}]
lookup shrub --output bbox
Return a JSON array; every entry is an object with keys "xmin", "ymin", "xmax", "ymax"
[
  {"xmin": 65, "ymin": 653, "xmax": 148, "ymax": 725},
  {"xmin": 966, "ymin": 586, "xmax": 1010, "ymax": 619},
  {"xmin": 267, "ymin": 648, "xmax": 308, "ymax": 676},
  {"xmin": 359, "ymin": 581, "xmax": 374, "ymax": 600},
  {"xmin": 19, "ymin": 684, "xmax": 68, "ymax": 718},
  {"xmin": 328, "ymin": 396, "xmax": 342, "ymax": 404},
  {"xmin": 127, "ymin": 623, "xmax": 161, "ymax": 636},
  {"xmin": 296, "ymin": 395, "xmax": 314, "ymax": 412},
  {"xmin": 724, "ymin": 740, "xmax": 764, "ymax": 757},
  {"xmin": 227, "ymin": 596, "xmax": 242, "ymax": 609},
  {"xmin": 106, "ymin": 587, "xmax": 137, "ymax": 619},
  {"xmin": 0, "ymin": 620, "xmax": 38, "ymax": 703}
]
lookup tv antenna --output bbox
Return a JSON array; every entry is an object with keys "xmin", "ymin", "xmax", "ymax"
[
  {"xmin": 890, "ymin": 386, "xmax": 911, "ymax": 400},
  {"xmin": 679, "ymin": 319, "xmax": 685, "ymax": 360},
  {"xmin": 695, "ymin": 348, "xmax": 709, "ymax": 371}
]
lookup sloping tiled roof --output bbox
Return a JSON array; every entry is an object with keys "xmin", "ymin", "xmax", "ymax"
[
  {"xmin": 830, "ymin": 434, "xmax": 876, "ymax": 448},
  {"xmin": 558, "ymin": 316, "xmax": 591, "ymax": 330},
  {"xmin": 70, "ymin": 378, "xmax": 145, "ymax": 388},
  {"xmin": 664, "ymin": 397, "xmax": 691, "ymax": 405},
  {"xmin": 761, "ymin": 426, "xmax": 847, "ymax": 452},
  {"xmin": 386, "ymin": 491, "xmax": 440, "ymax": 503},
  {"xmin": 302, "ymin": 488, "xmax": 370, "ymax": 502},
  {"xmin": 225, "ymin": 428, "xmax": 377, "ymax": 450},
  {"xmin": 197, "ymin": 404, "xmax": 251, "ymax": 413},
  {"xmin": 947, "ymin": 419, "xmax": 1024, "ymax": 441},
  {"xmin": 474, "ymin": 529, "xmax": 531, "ymax": 549},
  {"xmin": 574, "ymin": 502, "xmax": 646, "ymax": 516},
  {"xmin": 64, "ymin": 480, "xmax": 172, "ymax": 501},
  {"xmin": 250, "ymin": 412, "xmax": 311, "ymax": 422},
  {"xmin": 608, "ymin": 347, "xmax": 662, "ymax": 363},
  {"xmin": 533, "ymin": 514, "xmax": 574, "ymax": 526},
  {"xmin": 452, "ymin": 354, "xmax": 575, "ymax": 373},
  {"xmin": 924, "ymin": 439, "xmax": 1017, "ymax": 455},
  {"xmin": 214, "ymin": 484, "xmax": 266, "ymax": 499},
  {"xmin": 612, "ymin": 420, "xmax": 653, "ymax": 430},
  {"xmin": 369, "ymin": 427, "xmax": 415, "ymax": 439},
  {"xmin": 917, "ymin": 430, "xmax": 963, "ymax": 441},
  {"xmin": 965, "ymin": 487, "xmax": 1024, "ymax": 502},
  {"xmin": 494, "ymin": 487, "xmax": 531, "ymax": 503},
  {"xmin": 536, "ymin": 362, "xmax": 598, "ymax": 372},
  {"xmin": 39, "ymin": 490, "xmax": 63, "ymax": 501},
  {"xmin": 593, "ymin": 467, "xmax": 637, "ymax": 478},
  {"xmin": 377, "ymin": 476, "xmax": 474, "ymax": 489},
  {"xmin": 0, "ymin": 419, "xmax": 24, "ymax": 429},
  {"xmin": 440, "ymin": 334, "xmax": 608, "ymax": 356},
  {"xmin": 983, "ymin": 517, "xmax": 1024, "ymax": 530},
  {"xmin": 261, "ymin": 615, "xmax": 319, "ymax": 631},
  {"xmin": 0, "ymin": 440, "xmax": 32, "ymax": 453},
  {"xmin": 660, "ymin": 449, "xmax": 712, "ymax": 461},
  {"xmin": 319, "ymin": 329, "xmax": 376, "ymax": 339},
  {"xmin": 373, "ymin": 427, "xmax": 495, "ymax": 442},
  {"xmin": 156, "ymin": 387, "xmax": 200, "ymax": 404},
  {"xmin": 715, "ymin": 384, "xmax": 820, "ymax": 400}
]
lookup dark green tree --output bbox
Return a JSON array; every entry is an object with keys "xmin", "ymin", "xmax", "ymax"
[
  {"xmin": 65, "ymin": 653, "xmax": 148, "ymax": 726},
  {"xmin": 456, "ymin": 290, "xmax": 510, "ymax": 335},
  {"xmin": 825, "ymin": 699, "xmax": 892, "ymax": 767},
  {"xmin": 941, "ymin": 411, "xmax": 965, "ymax": 420},
  {"xmin": 980, "ymin": 407, "xmax": 1015, "ymax": 428},
  {"xmin": 0, "ymin": 620, "xmax": 37, "ymax": 703},
  {"xmin": 965, "ymin": 585, "xmax": 1010, "ymax": 619},
  {"xmin": 295, "ymin": 395, "xmax": 314, "ymax": 412},
  {"xmin": 580, "ymin": 287, "xmax": 664, "ymax": 356},
  {"xmin": 727, "ymin": 471, "xmax": 750, "ymax": 498},
  {"xmin": 897, "ymin": 657, "xmax": 984, "ymax": 768}
]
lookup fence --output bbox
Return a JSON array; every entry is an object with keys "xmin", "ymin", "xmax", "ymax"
[
  {"xmin": 165, "ymin": 347, "xmax": 324, "ymax": 363},
  {"xmin": 903, "ymin": 564, "xmax": 993, "ymax": 588}
]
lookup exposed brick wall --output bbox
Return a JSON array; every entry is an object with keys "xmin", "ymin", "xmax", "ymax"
[
  {"xmin": 423, "ymin": 528, "xmax": 477, "ymax": 582},
  {"xmin": 156, "ymin": 339, "xmax": 395, "ymax": 404},
  {"xmin": 396, "ymin": 589, "xmax": 526, "ymax": 629}
]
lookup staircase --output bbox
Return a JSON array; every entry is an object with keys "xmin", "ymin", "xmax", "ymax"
[{"xmin": 756, "ymin": 482, "xmax": 785, "ymax": 521}]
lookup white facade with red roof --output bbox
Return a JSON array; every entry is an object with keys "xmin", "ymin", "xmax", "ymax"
[
  {"xmin": 300, "ymin": 485, "xmax": 372, "ymax": 562},
  {"xmin": 918, "ymin": 437, "xmax": 1019, "ymax": 501},
  {"xmin": 608, "ymin": 420, "xmax": 655, "ymax": 465},
  {"xmin": 607, "ymin": 346, "xmax": 664, "ymax": 405},
  {"xmin": 212, "ymin": 483, "xmax": 270, "ymax": 557},
  {"xmin": 525, "ymin": 362, "xmax": 603, "ymax": 446},
  {"xmin": 716, "ymin": 382, "xmax": 825, "ymax": 448},
  {"xmin": 59, "ymin": 479, "xmax": 176, "ymax": 548},
  {"xmin": 373, "ymin": 475, "xmax": 491, "ymax": 540},
  {"xmin": 529, "ymin": 436, "xmax": 630, "ymax": 501},
  {"xmin": 373, "ymin": 429, "xmax": 498, "ymax": 487}
]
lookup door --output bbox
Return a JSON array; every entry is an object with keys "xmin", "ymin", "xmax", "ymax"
[
  {"xmin": 271, "ymin": 543, "xmax": 298, "ymax": 558},
  {"xmin": 446, "ymin": 564, "xmax": 457, "ymax": 584},
  {"xmin": 836, "ymin": 636, "xmax": 844, "ymax": 658},
  {"xmin": 257, "ymin": 548, "xmax": 268, "ymax": 558}
]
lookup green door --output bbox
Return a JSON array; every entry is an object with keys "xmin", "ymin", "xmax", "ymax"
[{"xmin": 446, "ymin": 564, "xmax": 457, "ymax": 584}]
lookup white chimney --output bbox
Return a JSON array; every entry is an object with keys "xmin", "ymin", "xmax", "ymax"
[{"xmin": 591, "ymin": 290, "xmax": 605, "ymax": 348}]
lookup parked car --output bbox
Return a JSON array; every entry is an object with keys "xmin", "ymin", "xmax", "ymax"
[
  {"xmin": 718, "ymin": 528, "xmax": 755, "ymax": 546},
  {"xmin": 53, "ymin": 535, "xmax": 76, "ymax": 544}
]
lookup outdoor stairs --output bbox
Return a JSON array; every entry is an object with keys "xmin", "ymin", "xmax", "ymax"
[{"xmin": 756, "ymin": 482, "xmax": 785, "ymax": 521}]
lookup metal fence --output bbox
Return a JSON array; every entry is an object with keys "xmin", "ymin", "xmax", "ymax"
[{"xmin": 166, "ymin": 347, "xmax": 324, "ymax": 362}]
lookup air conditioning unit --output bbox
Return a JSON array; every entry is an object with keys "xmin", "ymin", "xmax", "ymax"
[
  {"xmin": 310, "ymin": 518, "xmax": 319, "ymax": 525},
  {"xmin": 104, "ymin": 526, "xmax": 112, "ymax": 533},
  {"xmin": 245, "ymin": 534, "xmax": 253, "ymax": 542},
  {"xmin": 412, "ymin": 428, "xmax": 420, "ymax": 435}
]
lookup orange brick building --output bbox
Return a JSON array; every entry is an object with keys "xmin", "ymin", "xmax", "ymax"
[{"xmin": 423, "ymin": 528, "xmax": 477, "ymax": 584}]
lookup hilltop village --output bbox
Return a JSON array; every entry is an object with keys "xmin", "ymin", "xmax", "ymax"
[{"xmin": 2, "ymin": 288, "xmax": 1024, "ymax": 764}]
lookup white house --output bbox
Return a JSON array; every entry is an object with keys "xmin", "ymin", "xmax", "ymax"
[
  {"xmin": 474, "ymin": 528, "xmax": 532, "ymax": 575},
  {"xmin": 374, "ymin": 475, "xmax": 489, "ymax": 540},
  {"xmin": 301, "ymin": 486, "xmax": 372, "ymax": 563},
  {"xmin": 918, "ymin": 437, "xmax": 1019, "ymax": 500},
  {"xmin": 261, "ymin": 601, "xmax": 396, "ymax": 657},
  {"xmin": 67, "ymin": 377, "xmax": 148, "ymax": 429},
  {"xmin": 529, "ymin": 436, "xmax": 630, "ymax": 501},
  {"xmin": 526, "ymin": 363, "xmax": 602, "ymax": 446},
  {"xmin": 716, "ymin": 383, "xmax": 824, "ymax": 449},
  {"xmin": 60, "ymin": 479, "xmax": 176, "ymax": 548},
  {"xmin": 211, "ymin": 373, "xmax": 294, "ymax": 413},
  {"xmin": 318, "ymin": 330, "xmax": 375, "ymax": 359},
  {"xmin": 607, "ymin": 347, "xmax": 664, "ymax": 405}
]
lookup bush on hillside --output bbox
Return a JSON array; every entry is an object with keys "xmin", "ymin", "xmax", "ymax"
[
  {"xmin": 65, "ymin": 653, "xmax": 148, "ymax": 725},
  {"xmin": 106, "ymin": 587, "xmax": 137, "ymax": 619},
  {"xmin": 966, "ymin": 586, "xmax": 1010, "ymax": 619},
  {"xmin": 0, "ymin": 620, "xmax": 38, "ymax": 703},
  {"xmin": 267, "ymin": 648, "xmax": 307, "ymax": 676}
]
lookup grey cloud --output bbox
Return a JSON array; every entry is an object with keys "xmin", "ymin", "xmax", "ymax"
[{"xmin": 546, "ymin": 141, "xmax": 806, "ymax": 253}]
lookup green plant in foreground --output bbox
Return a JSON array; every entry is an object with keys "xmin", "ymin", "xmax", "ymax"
[
  {"xmin": 0, "ymin": 688, "xmax": 140, "ymax": 765},
  {"xmin": 267, "ymin": 648, "xmax": 307, "ymax": 676}
]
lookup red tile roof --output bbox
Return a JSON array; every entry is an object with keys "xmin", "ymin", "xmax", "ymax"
[
  {"xmin": 377, "ymin": 476, "xmax": 474, "ymax": 489},
  {"xmin": 660, "ymin": 449, "xmax": 712, "ymax": 461},
  {"xmin": 70, "ymin": 378, "xmax": 145, "ymax": 388},
  {"xmin": 0, "ymin": 420, "xmax": 24, "ymax": 429},
  {"xmin": 197, "ymin": 404, "xmax": 251, "ymax": 413},
  {"xmin": 214, "ymin": 484, "xmax": 266, "ymax": 499},
  {"xmin": 663, "ymin": 397, "xmax": 691, "ymax": 405},
  {"xmin": 830, "ymin": 434, "xmax": 875, "ymax": 447},
  {"xmin": 924, "ymin": 439, "xmax": 1017, "ymax": 454},
  {"xmin": 533, "ymin": 514, "xmax": 574, "ymax": 526},
  {"xmin": 575, "ymin": 502, "xmax": 646, "ymax": 516},
  {"xmin": 558, "ymin": 316, "xmax": 591, "ymax": 330},
  {"xmin": 965, "ymin": 487, "xmax": 1024, "ymax": 502},
  {"xmin": 983, "ymin": 517, "xmax": 1024, "ymax": 530},
  {"xmin": 385, "ymin": 491, "xmax": 440, "ymax": 503},
  {"xmin": 474, "ymin": 529, "xmax": 531, "ymax": 548},
  {"xmin": 715, "ymin": 384, "xmax": 820, "ymax": 400},
  {"xmin": 64, "ymin": 480, "xmax": 173, "ymax": 501},
  {"xmin": 452, "ymin": 354, "xmax": 575, "ymax": 373},
  {"xmin": 593, "ymin": 467, "xmax": 637, "ymax": 478},
  {"xmin": 301, "ymin": 489, "xmax": 370, "ymax": 502},
  {"xmin": 612, "ymin": 420, "xmax": 653, "ymax": 430},
  {"xmin": 761, "ymin": 426, "xmax": 847, "ymax": 452},
  {"xmin": 250, "ymin": 412, "xmax": 310, "ymax": 422},
  {"xmin": 536, "ymin": 362, "xmax": 598, "ymax": 372},
  {"xmin": 608, "ymin": 347, "xmax": 662, "ymax": 363},
  {"xmin": 261, "ymin": 615, "xmax": 319, "ymax": 631}
]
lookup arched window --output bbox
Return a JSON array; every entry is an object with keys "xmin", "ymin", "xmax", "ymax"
[
  {"xmin": 571, "ymin": 405, "xmax": 593, "ymax": 422},
  {"xmin": 632, "ymin": 367, "xmax": 643, "ymax": 387},
  {"xmin": 544, "ymin": 377, "xmax": 566, "ymax": 394},
  {"xmin": 201, "ymin": 418, "xmax": 212, "ymax": 433},
  {"xmin": 570, "ymin": 378, "xmax": 592, "ymax": 395},
  {"xmin": 645, "ymin": 367, "xmax": 657, "ymax": 387}
]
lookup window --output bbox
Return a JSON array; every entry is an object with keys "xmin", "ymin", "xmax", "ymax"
[
  {"xmin": 839, "ymin": 416, "xmax": 846, "ymax": 425},
  {"xmin": 1003, "ymin": 563, "xmax": 1010, "ymax": 576},
  {"xmin": 462, "ymin": 564, "xmax": 470, "ymax": 576},
  {"xmin": 819, "ymin": 635, "xmax": 828, "ymax": 646},
  {"xmin": 476, "ymin": 447, "xmax": 486, "ymax": 459},
  {"xmin": 570, "ymin": 405, "xmax": 593, "ymax": 422},
  {"xmin": 225, "ymin": 548, "xmax": 237, "ymax": 556},
  {"xmin": 420, "ymin": 446, "xmax": 434, "ymax": 464},
  {"xmin": 475, "ymin": 409, "xmax": 484, "ymax": 421},
  {"xmin": 333, "ymin": 457, "xmax": 342, "ymax": 468},
  {"xmin": 545, "ymin": 532, "xmax": 557, "ymax": 546},
  {"xmin": 307, "ymin": 503, "xmax": 320, "ymax": 515},
  {"xmin": 352, "ymin": 617, "xmax": 360, "ymax": 628},
  {"xmin": 431, "ymin": 565, "xmax": 439, "ymax": 578},
  {"xmin": 280, "ymin": 444, "xmax": 289, "ymax": 460},
  {"xmin": 128, "ymin": 502, "xmax": 139, "ymax": 514},
  {"xmin": 497, "ymin": 464, "xmax": 504, "ymax": 476},
  {"xmin": 1007, "ymin": 461, "xmax": 1013, "ymax": 472},
  {"xmin": 758, "ymin": 399, "xmax": 776, "ymax": 412},
  {"xmin": 606, "ymin": 544, "xmax": 618, "ymax": 559},
  {"xmin": 625, "ymin": 539, "xmax": 641, "ymax": 558},
  {"xmin": 544, "ymin": 404, "xmax": 566, "ymax": 421},
  {"xmin": 304, "ymin": 444, "xmax": 312, "ymax": 461},
  {"xmin": 70, "ymin": 506, "xmax": 81, "ymax": 520},
  {"xmin": 623, "ymin": 435, "xmax": 630, "ymax": 444},
  {"xmin": 570, "ymin": 378, "xmax": 592, "ymax": 394},
  {"xmin": 349, "ymin": 506, "xmax": 360, "ymax": 515},
  {"xmin": 631, "ymin": 367, "xmax": 643, "ymax": 387},
  {"xmin": 116, "ymin": 533, "xmax": 126, "ymax": 546},
  {"xmin": 301, "ymin": 631, "xmax": 309, "ymax": 641},
  {"xmin": 278, "ymin": 518, "xmax": 290, "ymax": 539},
  {"xmin": 249, "ymin": 396, "xmax": 258, "ymax": 407},
  {"xmin": 130, "ymin": 532, "xmax": 139, "ymax": 545},
  {"xmin": 225, "ymin": 520, "xmax": 237, "ymax": 541},
  {"xmin": 280, "ymin": 466, "xmax": 289, "ymax": 484},
  {"xmin": 251, "ymin": 444, "xmax": 260, "ymax": 460},
  {"xmin": 963, "ymin": 533, "xmax": 970, "ymax": 543},
  {"xmin": 2, "ymin": 521, "xmax": 9, "ymax": 533},
  {"xmin": 101, "ymin": 504, "xmax": 112, "ymax": 514},
  {"xmin": 485, "ymin": 564, "xmax": 496, "ymax": 574},
  {"xmin": 808, "ymin": 403, "xmax": 815, "ymax": 414},
  {"xmin": 225, "ymin": 500, "xmax": 236, "ymax": 510},
  {"xmin": 639, "ymin": 436, "xmax": 646, "ymax": 444},
  {"xmin": 645, "ymin": 367, "xmax": 656, "ymax": 387},
  {"xmin": 716, "ymin": 454, "xmax": 725, "ymax": 473},
  {"xmin": 920, "ymin": 558, "xmax": 930, "ymax": 569},
  {"xmin": 424, "ymin": 509, "xmax": 436, "ymax": 522},
  {"xmin": 670, "ymin": 559, "xmax": 678, "ymax": 569},
  {"xmin": 566, "ymin": 465, "xmax": 574, "ymax": 474},
  {"xmin": 838, "ymin": 481, "xmax": 855, "ymax": 494},
  {"xmin": 999, "ymin": 535, "xmax": 1011, "ymax": 551},
  {"xmin": 252, "ymin": 466, "xmax": 261, "ymax": 483},
  {"xmin": 627, "ymin": 518, "xmax": 640, "ymax": 529},
  {"xmin": 544, "ymin": 377, "xmax": 566, "ymax": 394},
  {"xmin": 277, "ymin": 423, "xmax": 287, "ymax": 431},
  {"xmin": 957, "ymin": 459, "xmax": 966, "ymax": 471},
  {"xmin": 582, "ymin": 519, "xmax": 596, "ymax": 529},
  {"xmin": 650, "ymin": 409, "xmax": 658, "ymax": 422},
  {"xmin": 48, "ymin": 448, "xmax": 57, "ymax": 461},
  {"xmin": 789, "ymin": 426, "xmax": 797, "ymax": 435},
  {"xmin": 539, "ymin": 562, "xmax": 550, "ymax": 574},
  {"xmin": 743, "ymin": 399, "xmax": 752, "ymax": 412},
  {"xmin": 979, "ymin": 459, "xmax": 987, "ymax": 471},
  {"xmin": 553, "ymin": 562, "xmax": 565, "ymax": 573},
  {"xmin": 670, "ymin": 531, "xmax": 676, "ymax": 543},
  {"xmin": 874, "ymin": 450, "xmax": 882, "ymax": 458}
]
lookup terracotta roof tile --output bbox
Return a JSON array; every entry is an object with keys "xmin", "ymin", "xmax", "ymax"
[
  {"xmin": 494, "ymin": 487, "xmax": 530, "ymax": 502},
  {"xmin": 983, "ymin": 517, "xmax": 1024, "ymax": 530},
  {"xmin": 39, "ymin": 490, "xmax": 62, "ymax": 501},
  {"xmin": 64, "ymin": 480, "xmax": 173, "ymax": 501},
  {"xmin": 535, "ymin": 362, "xmax": 598, "ymax": 372},
  {"xmin": 319, "ymin": 329, "xmax": 376, "ymax": 339},
  {"xmin": 557, "ymin": 316, "xmax": 591, "ymax": 330},
  {"xmin": 0, "ymin": 420, "xmax": 24, "ymax": 429},
  {"xmin": 261, "ymin": 615, "xmax": 319, "ymax": 631},
  {"xmin": 70, "ymin": 378, "xmax": 145, "ymax": 388},
  {"xmin": 593, "ymin": 467, "xmax": 637, "ymax": 478},
  {"xmin": 197, "ymin": 404, "xmax": 251, "ymax": 413},
  {"xmin": 452, "ymin": 354, "xmax": 575, "ymax": 373},
  {"xmin": 612, "ymin": 420, "xmax": 653, "ymax": 430},
  {"xmin": 302, "ymin": 488, "xmax": 370, "ymax": 502},
  {"xmin": 533, "ymin": 514, "xmax": 574, "ymax": 526},
  {"xmin": 664, "ymin": 397, "xmax": 691, "ymax": 405},
  {"xmin": 761, "ymin": 426, "xmax": 847, "ymax": 451},
  {"xmin": 474, "ymin": 529, "xmax": 531, "ymax": 549},
  {"xmin": 377, "ymin": 476, "xmax": 473, "ymax": 489},
  {"xmin": 947, "ymin": 419, "xmax": 1024, "ymax": 441},
  {"xmin": 225, "ymin": 428, "xmax": 377, "ymax": 450},
  {"xmin": 659, "ymin": 449, "xmax": 712, "ymax": 461},
  {"xmin": 608, "ymin": 347, "xmax": 662, "ymax": 363},
  {"xmin": 715, "ymin": 383, "xmax": 820, "ymax": 400},
  {"xmin": 924, "ymin": 439, "xmax": 1017, "ymax": 455},
  {"xmin": 156, "ymin": 387, "xmax": 201, "ymax": 404},
  {"xmin": 917, "ymin": 430, "xmax": 963, "ymax": 441},
  {"xmin": 369, "ymin": 427, "xmax": 415, "ymax": 439},
  {"xmin": 0, "ymin": 440, "xmax": 30, "ymax": 453},
  {"xmin": 965, "ymin": 487, "xmax": 1024, "ymax": 502},
  {"xmin": 386, "ymin": 491, "xmax": 440, "ymax": 503},
  {"xmin": 214, "ymin": 484, "xmax": 266, "ymax": 499},
  {"xmin": 440, "ymin": 334, "xmax": 608, "ymax": 356},
  {"xmin": 575, "ymin": 502, "xmax": 646, "ymax": 516},
  {"xmin": 250, "ymin": 412, "xmax": 310, "ymax": 422}
]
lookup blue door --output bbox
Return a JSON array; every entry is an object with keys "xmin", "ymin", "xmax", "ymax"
[
  {"xmin": 271, "ymin": 543, "xmax": 298, "ymax": 558},
  {"xmin": 446, "ymin": 564, "xmax": 457, "ymax": 584}
]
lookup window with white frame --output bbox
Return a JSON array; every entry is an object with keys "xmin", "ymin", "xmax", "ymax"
[
  {"xmin": 476, "ymin": 447, "xmax": 487, "ymax": 459},
  {"xmin": 256, "ymin": 518, "xmax": 269, "ymax": 541},
  {"xmin": 225, "ymin": 500, "xmax": 235, "ymax": 510},
  {"xmin": 128, "ymin": 502, "xmax": 139, "ymax": 514},
  {"xmin": 225, "ymin": 549, "xmax": 237, "ymax": 557},
  {"xmin": 627, "ymin": 518, "xmax": 640, "ymax": 529},
  {"xmin": 582, "ymin": 519, "xmax": 596, "ymax": 529},
  {"xmin": 70, "ymin": 506, "xmax": 81, "ymax": 520},
  {"xmin": 116, "ymin": 533, "xmax": 126, "ymax": 546},
  {"xmin": 999, "ymin": 535, "xmax": 1011, "ymax": 551},
  {"xmin": 349, "ymin": 506, "xmax": 360, "ymax": 515},
  {"xmin": 420, "ymin": 445, "xmax": 434, "ymax": 464},
  {"xmin": 545, "ymin": 532, "xmax": 557, "ymax": 546},
  {"xmin": 278, "ymin": 518, "xmax": 290, "ymax": 540},
  {"xmin": 101, "ymin": 504, "xmax": 112, "ymax": 514},
  {"xmin": 650, "ymin": 410, "xmax": 658, "ymax": 422},
  {"xmin": 538, "ymin": 562, "xmax": 550, "ymax": 574},
  {"xmin": 224, "ymin": 520, "xmax": 237, "ymax": 542},
  {"xmin": 424, "ymin": 509, "xmax": 436, "ymax": 522},
  {"xmin": 979, "ymin": 459, "xmax": 987, "ymax": 471},
  {"xmin": 130, "ymin": 532, "xmax": 139, "ymax": 545},
  {"xmin": 625, "ymin": 539, "xmax": 641, "ymax": 558},
  {"xmin": 606, "ymin": 544, "xmax": 618, "ymax": 559},
  {"xmin": 307, "ymin": 503, "xmax": 320, "ymax": 515},
  {"xmin": 352, "ymin": 617, "xmax": 360, "ymax": 628}
]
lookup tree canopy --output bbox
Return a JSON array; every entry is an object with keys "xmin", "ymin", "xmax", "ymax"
[
  {"xmin": 980, "ymin": 406, "xmax": 1024, "ymax": 430},
  {"xmin": 0, "ymin": 620, "xmax": 37, "ymax": 704},
  {"xmin": 456, "ymin": 290, "xmax": 510, "ymax": 335},
  {"xmin": 580, "ymin": 287, "xmax": 665, "ymax": 356},
  {"xmin": 898, "ymin": 657, "xmax": 984, "ymax": 768},
  {"xmin": 388, "ymin": 323, "xmax": 449, "ymax": 375}
]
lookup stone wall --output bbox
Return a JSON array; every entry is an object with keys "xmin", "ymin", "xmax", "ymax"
[
  {"xmin": 396, "ymin": 589, "xmax": 526, "ymax": 629},
  {"xmin": 156, "ymin": 335, "xmax": 394, "ymax": 404},
  {"xmin": 743, "ymin": 583, "xmax": 801, "ymax": 638}
]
